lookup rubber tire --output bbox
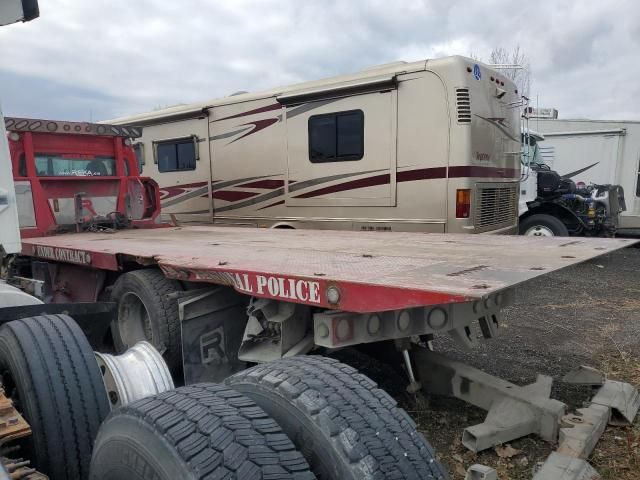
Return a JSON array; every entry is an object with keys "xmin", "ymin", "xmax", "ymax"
[
  {"xmin": 226, "ymin": 356, "xmax": 449, "ymax": 480},
  {"xmin": 0, "ymin": 314, "xmax": 110, "ymax": 480},
  {"xmin": 519, "ymin": 214, "xmax": 569, "ymax": 236},
  {"xmin": 89, "ymin": 383, "xmax": 316, "ymax": 480},
  {"xmin": 111, "ymin": 269, "xmax": 183, "ymax": 374}
]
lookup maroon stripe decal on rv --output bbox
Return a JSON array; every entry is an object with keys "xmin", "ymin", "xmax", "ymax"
[
  {"xmin": 294, "ymin": 173, "xmax": 391, "ymax": 198},
  {"xmin": 237, "ymin": 179, "xmax": 285, "ymax": 189},
  {"xmin": 229, "ymin": 118, "xmax": 280, "ymax": 144},
  {"xmin": 397, "ymin": 167, "xmax": 447, "ymax": 182},
  {"xmin": 294, "ymin": 166, "xmax": 518, "ymax": 199},
  {"xmin": 159, "ymin": 181, "xmax": 208, "ymax": 200},
  {"xmin": 212, "ymin": 190, "xmax": 260, "ymax": 202},
  {"xmin": 215, "ymin": 103, "xmax": 282, "ymax": 122},
  {"xmin": 448, "ymin": 166, "xmax": 520, "ymax": 179}
]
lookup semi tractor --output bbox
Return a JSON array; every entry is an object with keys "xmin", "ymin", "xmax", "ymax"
[{"xmin": 1, "ymin": 115, "xmax": 638, "ymax": 480}]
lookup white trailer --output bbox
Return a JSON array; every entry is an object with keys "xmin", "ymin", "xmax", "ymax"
[
  {"xmin": 532, "ymin": 118, "xmax": 640, "ymax": 232},
  {"xmin": 108, "ymin": 56, "xmax": 522, "ymax": 235}
]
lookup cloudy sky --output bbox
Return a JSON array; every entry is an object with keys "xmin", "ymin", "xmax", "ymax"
[{"xmin": 1, "ymin": 0, "xmax": 638, "ymax": 122}]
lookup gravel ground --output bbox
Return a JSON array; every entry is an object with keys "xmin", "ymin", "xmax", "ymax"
[{"xmin": 337, "ymin": 244, "xmax": 640, "ymax": 479}]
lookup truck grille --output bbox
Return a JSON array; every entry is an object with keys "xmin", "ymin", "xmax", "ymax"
[{"xmin": 475, "ymin": 184, "xmax": 518, "ymax": 230}]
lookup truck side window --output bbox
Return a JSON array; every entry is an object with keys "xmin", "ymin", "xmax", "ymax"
[
  {"xmin": 18, "ymin": 153, "xmax": 27, "ymax": 177},
  {"xmin": 308, "ymin": 110, "xmax": 364, "ymax": 163},
  {"xmin": 156, "ymin": 139, "xmax": 196, "ymax": 172},
  {"xmin": 133, "ymin": 143, "xmax": 144, "ymax": 174}
]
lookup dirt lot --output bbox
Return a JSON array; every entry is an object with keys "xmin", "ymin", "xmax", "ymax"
[{"xmin": 342, "ymin": 244, "xmax": 640, "ymax": 479}]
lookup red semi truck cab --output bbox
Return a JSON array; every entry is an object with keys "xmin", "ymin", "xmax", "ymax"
[{"xmin": 5, "ymin": 117, "xmax": 161, "ymax": 238}]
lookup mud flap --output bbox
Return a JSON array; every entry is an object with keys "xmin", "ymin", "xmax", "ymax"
[{"xmin": 178, "ymin": 287, "xmax": 249, "ymax": 384}]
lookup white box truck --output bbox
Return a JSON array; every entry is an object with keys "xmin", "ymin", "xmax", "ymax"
[{"xmin": 530, "ymin": 118, "xmax": 640, "ymax": 234}]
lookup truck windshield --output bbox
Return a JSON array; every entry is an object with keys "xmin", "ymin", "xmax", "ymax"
[
  {"xmin": 34, "ymin": 154, "xmax": 116, "ymax": 176},
  {"xmin": 521, "ymin": 140, "xmax": 549, "ymax": 169}
]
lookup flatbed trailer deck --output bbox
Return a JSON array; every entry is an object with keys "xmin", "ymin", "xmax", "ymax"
[{"xmin": 20, "ymin": 226, "xmax": 635, "ymax": 312}]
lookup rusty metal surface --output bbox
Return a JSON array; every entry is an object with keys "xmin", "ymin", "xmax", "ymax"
[
  {"xmin": 0, "ymin": 392, "xmax": 48, "ymax": 479},
  {"xmin": 5, "ymin": 116, "xmax": 142, "ymax": 139},
  {"xmin": 21, "ymin": 227, "xmax": 636, "ymax": 313},
  {"xmin": 0, "ymin": 390, "xmax": 30, "ymax": 446}
]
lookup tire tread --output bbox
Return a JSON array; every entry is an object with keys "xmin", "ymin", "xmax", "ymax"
[
  {"xmin": 227, "ymin": 356, "xmax": 448, "ymax": 480},
  {"xmin": 91, "ymin": 384, "xmax": 315, "ymax": 480},
  {"xmin": 112, "ymin": 269, "xmax": 182, "ymax": 372},
  {"xmin": 0, "ymin": 314, "xmax": 109, "ymax": 480}
]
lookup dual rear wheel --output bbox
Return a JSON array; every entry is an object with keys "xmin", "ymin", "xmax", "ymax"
[
  {"xmin": 110, "ymin": 269, "xmax": 183, "ymax": 375},
  {"xmin": 105, "ymin": 269, "xmax": 449, "ymax": 479},
  {"xmin": 1, "ymin": 285, "xmax": 449, "ymax": 479},
  {"xmin": 89, "ymin": 355, "xmax": 448, "ymax": 480}
]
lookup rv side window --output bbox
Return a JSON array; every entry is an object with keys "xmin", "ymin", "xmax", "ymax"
[
  {"xmin": 636, "ymin": 158, "xmax": 640, "ymax": 197},
  {"xmin": 308, "ymin": 110, "xmax": 364, "ymax": 163},
  {"xmin": 156, "ymin": 139, "xmax": 196, "ymax": 172}
]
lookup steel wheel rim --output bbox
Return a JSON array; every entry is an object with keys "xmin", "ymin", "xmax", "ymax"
[
  {"xmin": 118, "ymin": 292, "xmax": 153, "ymax": 347},
  {"xmin": 524, "ymin": 225, "xmax": 555, "ymax": 237}
]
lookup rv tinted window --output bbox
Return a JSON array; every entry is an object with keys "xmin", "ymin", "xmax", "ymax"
[
  {"xmin": 157, "ymin": 139, "xmax": 196, "ymax": 172},
  {"xmin": 309, "ymin": 110, "xmax": 364, "ymax": 162}
]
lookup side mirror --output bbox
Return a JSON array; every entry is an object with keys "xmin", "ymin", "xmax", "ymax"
[{"xmin": 0, "ymin": 0, "xmax": 39, "ymax": 26}]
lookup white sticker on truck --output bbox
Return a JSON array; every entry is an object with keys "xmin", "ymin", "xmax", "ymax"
[
  {"xmin": 231, "ymin": 272, "xmax": 321, "ymax": 304},
  {"xmin": 33, "ymin": 245, "xmax": 92, "ymax": 265}
]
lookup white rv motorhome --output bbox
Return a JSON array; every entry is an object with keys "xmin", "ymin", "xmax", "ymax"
[
  {"xmin": 530, "ymin": 118, "xmax": 640, "ymax": 233},
  {"xmin": 109, "ymin": 56, "xmax": 521, "ymax": 234}
]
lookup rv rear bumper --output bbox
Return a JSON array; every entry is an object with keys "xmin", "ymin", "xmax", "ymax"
[{"xmin": 458, "ymin": 223, "xmax": 518, "ymax": 235}]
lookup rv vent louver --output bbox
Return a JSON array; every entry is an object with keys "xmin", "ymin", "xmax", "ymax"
[{"xmin": 456, "ymin": 88, "xmax": 471, "ymax": 124}]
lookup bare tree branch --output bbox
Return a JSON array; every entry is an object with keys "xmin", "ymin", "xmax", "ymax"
[{"xmin": 484, "ymin": 45, "xmax": 531, "ymax": 97}]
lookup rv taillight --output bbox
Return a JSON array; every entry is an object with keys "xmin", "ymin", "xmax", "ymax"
[{"xmin": 456, "ymin": 189, "xmax": 471, "ymax": 218}]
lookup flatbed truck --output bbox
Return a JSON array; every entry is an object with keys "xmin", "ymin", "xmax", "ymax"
[{"xmin": 2, "ymin": 117, "xmax": 639, "ymax": 480}]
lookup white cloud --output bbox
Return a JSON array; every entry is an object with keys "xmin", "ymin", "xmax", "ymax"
[{"xmin": 0, "ymin": 0, "xmax": 638, "ymax": 120}]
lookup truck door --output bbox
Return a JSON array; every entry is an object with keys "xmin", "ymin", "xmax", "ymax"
[
  {"xmin": 283, "ymin": 88, "xmax": 397, "ymax": 207},
  {"xmin": 0, "ymin": 106, "xmax": 21, "ymax": 254}
]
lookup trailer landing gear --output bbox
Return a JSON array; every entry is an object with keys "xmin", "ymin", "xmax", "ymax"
[{"xmin": 412, "ymin": 347, "xmax": 640, "ymax": 479}]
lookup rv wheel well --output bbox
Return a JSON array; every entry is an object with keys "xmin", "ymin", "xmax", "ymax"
[{"xmin": 272, "ymin": 223, "xmax": 296, "ymax": 229}]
